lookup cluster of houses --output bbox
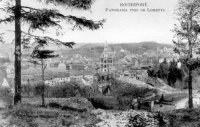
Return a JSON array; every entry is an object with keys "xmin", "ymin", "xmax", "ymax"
[{"xmin": 1, "ymin": 43, "xmax": 179, "ymax": 96}]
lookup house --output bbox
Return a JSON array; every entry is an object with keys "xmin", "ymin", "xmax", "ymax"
[
  {"xmin": 47, "ymin": 62, "xmax": 67, "ymax": 73},
  {"xmin": 120, "ymin": 68, "xmax": 148, "ymax": 82},
  {"xmin": 1, "ymin": 78, "xmax": 10, "ymax": 88},
  {"xmin": 45, "ymin": 72, "xmax": 70, "ymax": 86},
  {"xmin": 6, "ymin": 64, "xmax": 14, "ymax": 78}
]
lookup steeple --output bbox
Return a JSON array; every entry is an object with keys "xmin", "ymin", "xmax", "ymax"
[{"xmin": 103, "ymin": 41, "xmax": 112, "ymax": 52}]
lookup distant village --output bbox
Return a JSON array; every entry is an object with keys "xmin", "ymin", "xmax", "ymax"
[{"xmin": 0, "ymin": 43, "xmax": 179, "ymax": 93}]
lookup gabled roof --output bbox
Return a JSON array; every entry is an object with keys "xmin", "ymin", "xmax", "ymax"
[{"xmin": 1, "ymin": 78, "xmax": 9, "ymax": 87}]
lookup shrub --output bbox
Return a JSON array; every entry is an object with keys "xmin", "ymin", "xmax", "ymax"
[
  {"xmin": 114, "ymin": 84, "xmax": 155, "ymax": 98},
  {"xmin": 126, "ymin": 114, "xmax": 151, "ymax": 127},
  {"xmin": 117, "ymin": 96, "xmax": 132, "ymax": 109},
  {"xmin": 164, "ymin": 108, "xmax": 200, "ymax": 127},
  {"xmin": 0, "ymin": 87, "xmax": 12, "ymax": 96},
  {"xmin": 48, "ymin": 102, "xmax": 61, "ymax": 109},
  {"xmin": 21, "ymin": 85, "xmax": 35, "ymax": 97},
  {"xmin": 29, "ymin": 81, "xmax": 90, "ymax": 98},
  {"xmin": 45, "ymin": 81, "xmax": 93, "ymax": 98},
  {"xmin": 89, "ymin": 96, "xmax": 119, "ymax": 110},
  {"xmin": 5, "ymin": 104, "xmax": 99, "ymax": 127}
]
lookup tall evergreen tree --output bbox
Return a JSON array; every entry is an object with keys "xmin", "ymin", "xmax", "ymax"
[
  {"xmin": 0, "ymin": 0, "xmax": 105, "ymax": 105},
  {"xmin": 158, "ymin": 58, "xmax": 169, "ymax": 80},
  {"xmin": 31, "ymin": 39, "xmax": 59, "ymax": 106},
  {"xmin": 173, "ymin": 0, "xmax": 200, "ymax": 108},
  {"xmin": 167, "ymin": 59, "xmax": 184, "ymax": 87}
]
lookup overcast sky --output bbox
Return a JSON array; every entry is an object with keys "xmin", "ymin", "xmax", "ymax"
[{"xmin": 0, "ymin": 0, "xmax": 179, "ymax": 44}]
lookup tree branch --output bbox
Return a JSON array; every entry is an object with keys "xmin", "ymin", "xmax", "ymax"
[{"xmin": 21, "ymin": 31, "xmax": 75, "ymax": 48}]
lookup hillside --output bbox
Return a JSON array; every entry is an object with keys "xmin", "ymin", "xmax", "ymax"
[
  {"xmin": 0, "ymin": 42, "xmax": 172, "ymax": 59},
  {"xmin": 60, "ymin": 41, "xmax": 172, "ymax": 58}
]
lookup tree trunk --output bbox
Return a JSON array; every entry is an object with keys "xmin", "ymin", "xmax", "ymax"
[
  {"xmin": 188, "ymin": 66, "xmax": 193, "ymax": 108},
  {"xmin": 41, "ymin": 59, "xmax": 45, "ymax": 106},
  {"xmin": 14, "ymin": 0, "xmax": 22, "ymax": 105},
  {"xmin": 27, "ymin": 80, "xmax": 30, "ymax": 97}
]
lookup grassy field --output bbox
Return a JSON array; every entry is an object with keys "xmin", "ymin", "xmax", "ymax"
[
  {"xmin": 0, "ymin": 89, "xmax": 190, "ymax": 127},
  {"xmin": 0, "ymin": 97, "xmax": 99, "ymax": 127}
]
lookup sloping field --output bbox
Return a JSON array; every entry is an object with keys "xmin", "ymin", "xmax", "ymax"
[
  {"xmin": 151, "ymin": 78, "xmax": 182, "ymax": 94},
  {"xmin": 118, "ymin": 77, "xmax": 183, "ymax": 94}
]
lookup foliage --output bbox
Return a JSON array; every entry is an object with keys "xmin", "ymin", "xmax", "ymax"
[
  {"xmin": 46, "ymin": 82, "xmax": 81, "ymax": 98},
  {"xmin": 31, "ymin": 49, "xmax": 58, "ymax": 60},
  {"xmin": 21, "ymin": 81, "xmax": 93, "ymax": 98},
  {"xmin": 147, "ymin": 59, "xmax": 185, "ymax": 88},
  {"xmin": 48, "ymin": 102, "xmax": 62, "ymax": 109},
  {"xmin": 0, "ymin": 0, "xmax": 104, "ymax": 105},
  {"xmin": 0, "ymin": 1, "xmax": 104, "ymax": 50},
  {"xmin": 157, "ymin": 58, "xmax": 169, "ymax": 80},
  {"xmin": 147, "ymin": 68, "xmax": 158, "ymax": 78},
  {"xmin": 147, "ymin": 60, "xmax": 160, "ymax": 78},
  {"xmin": 126, "ymin": 112, "xmax": 167, "ymax": 127},
  {"xmin": 114, "ymin": 84, "xmax": 155, "ymax": 98},
  {"xmin": 43, "ymin": 0, "xmax": 94, "ymax": 10},
  {"xmin": 173, "ymin": 0, "xmax": 200, "ymax": 62},
  {"xmin": 0, "ymin": 87, "xmax": 13, "ymax": 96},
  {"xmin": 126, "ymin": 114, "xmax": 151, "ymax": 127},
  {"xmin": 5, "ymin": 104, "xmax": 98, "ymax": 127},
  {"xmin": 168, "ymin": 60, "xmax": 184, "ymax": 86},
  {"xmin": 1, "ymin": 3, "xmax": 105, "ymax": 31},
  {"xmin": 89, "ymin": 96, "xmax": 119, "ymax": 110},
  {"xmin": 34, "ymin": 84, "xmax": 45, "ymax": 96},
  {"xmin": 172, "ymin": 0, "xmax": 200, "ymax": 70},
  {"xmin": 173, "ymin": 0, "xmax": 200, "ymax": 108},
  {"xmin": 21, "ymin": 84, "xmax": 34, "ymax": 97},
  {"xmin": 89, "ymin": 78, "xmax": 156, "ymax": 110},
  {"xmin": 164, "ymin": 108, "xmax": 200, "ymax": 127},
  {"xmin": 109, "ymin": 78, "xmax": 155, "ymax": 98}
]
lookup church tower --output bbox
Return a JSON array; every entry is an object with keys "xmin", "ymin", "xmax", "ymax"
[{"xmin": 100, "ymin": 43, "xmax": 115, "ymax": 73}]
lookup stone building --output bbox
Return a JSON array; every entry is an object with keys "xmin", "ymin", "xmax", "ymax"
[{"xmin": 100, "ymin": 44, "xmax": 116, "ymax": 73}]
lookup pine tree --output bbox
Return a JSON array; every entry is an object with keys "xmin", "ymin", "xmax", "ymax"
[
  {"xmin": 31, "ymin": 39, "xmax": 59, "ymax": 106},
  {"xmin": 0, "ymin": 0, "xmax": 105, "ymax": 105},
  {"xmin": 173, "ymin": 0, "xmax": 200, "ymax": 108}
]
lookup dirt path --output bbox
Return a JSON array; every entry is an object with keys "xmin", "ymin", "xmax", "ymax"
[
  {"xmin": 175, "ymin": 91, "xmax": 200, "ymax": 109},
  {"xmin": 175, "ymin": 98, "xmax": 188, "ymax": 109}
]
